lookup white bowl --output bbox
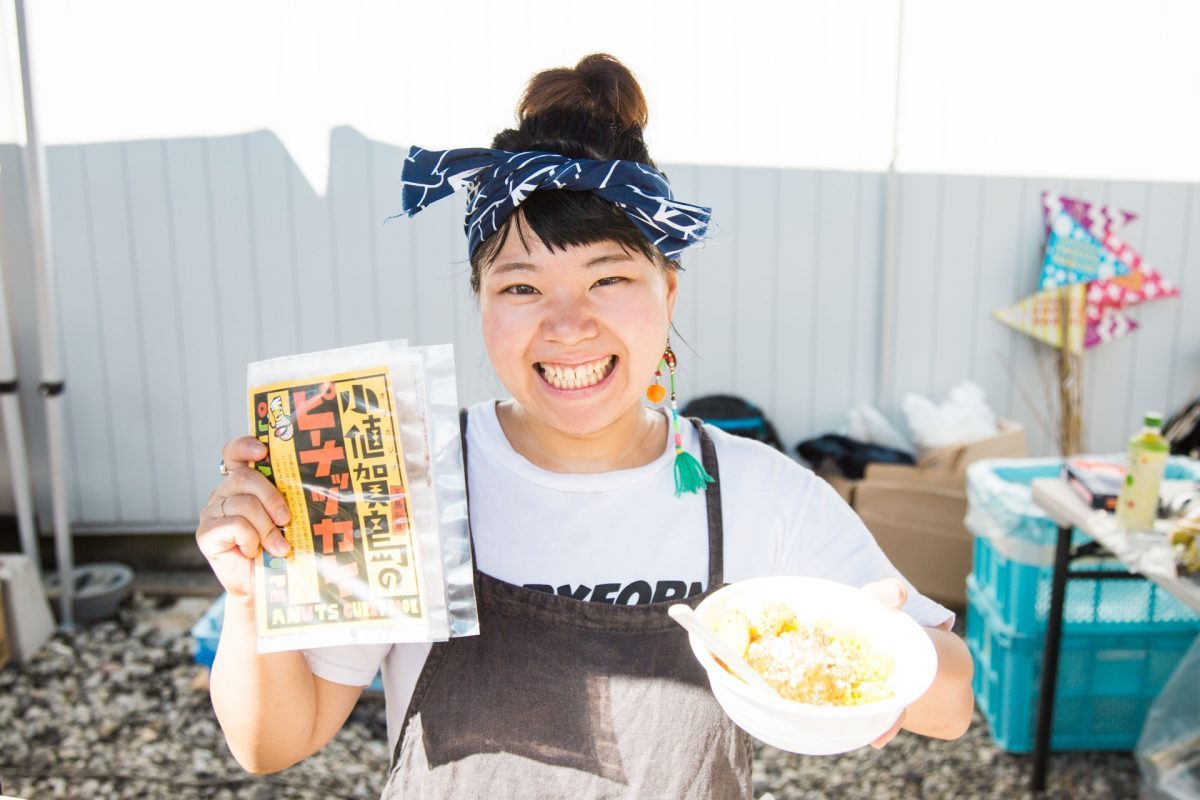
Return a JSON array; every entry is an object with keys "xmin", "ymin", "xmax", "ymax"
[{"xmin": 687, "ymin": 576, "xmax": 938, "ymax": 755}]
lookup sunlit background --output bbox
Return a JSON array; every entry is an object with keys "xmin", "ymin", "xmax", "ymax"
[{"xmin": 4, "ymin": 0, "xmax": 1199, "ymax": 191}]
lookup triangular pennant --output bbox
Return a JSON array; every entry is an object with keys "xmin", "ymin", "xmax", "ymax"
[
  {"xmin": 1085, "ymin": 261, "xmax": 1180, "ymax": 322},
  {"xmin": 994, "ymin": 284, "xmax": 1086, "ymax": 353},
  {"xmin": 1040, "ymin": 209, "xmax": 1130, "ymax": 289},
  {"xmin": 1085, "ymin": 309, "xmax": 1139, "ymax": 348},
  {"xmin": 1042, "ymin": 192, "xmax": 1137, "ymax": 241}
]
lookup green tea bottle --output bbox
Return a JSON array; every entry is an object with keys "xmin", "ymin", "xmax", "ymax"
[{"xmin": 1115, "ymin": 411, "xmax": 1170, "ymax": 531}]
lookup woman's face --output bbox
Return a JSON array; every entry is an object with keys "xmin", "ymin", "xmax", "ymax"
[{"xmin": 479, "ymin": 224, "xmax": 678, "ymax": 437}]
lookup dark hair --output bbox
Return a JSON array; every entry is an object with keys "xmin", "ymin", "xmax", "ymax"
[{"xmin": 469, "ymin": 53, "xmax": 679, "ymax": 292}]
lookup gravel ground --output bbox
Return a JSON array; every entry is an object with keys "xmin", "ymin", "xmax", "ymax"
[{"xmin": 0, "ymin": 594, "xmax": 1142, "ymax": 800}]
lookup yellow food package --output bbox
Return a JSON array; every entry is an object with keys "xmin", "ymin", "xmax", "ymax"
[{"xmin": 247, "ymin": 341, "xmax": 477, "ymax": 653}]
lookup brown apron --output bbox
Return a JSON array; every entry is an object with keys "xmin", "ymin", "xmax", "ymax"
[{"xmin": 380, "ymin": 412, "xmax": 752, "ymax": 799}]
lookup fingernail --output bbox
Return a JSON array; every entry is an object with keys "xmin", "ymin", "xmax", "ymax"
[
  {"xmin": 251, "ymin": 441, "xmax": 268, "ymax": 456},
  {"xmin": 273, "ymin": 507, "xmax": 291, "ymax": 526},
  {"xmin": 268, "ymin": 532, "xmax": 290, "ymax": 557}
]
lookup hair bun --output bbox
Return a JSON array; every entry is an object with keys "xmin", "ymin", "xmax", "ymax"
[{"xmin": 518, "ymin": 53, "xmax": 649, "ymax": 132}]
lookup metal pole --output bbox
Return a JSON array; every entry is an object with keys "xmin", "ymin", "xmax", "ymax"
[
  {"xmin": 14, "ymin": 0, "xmax": 75, "ymax": 628},
  {"xmin": 0, "ymin": 189, "xmax": 40, "ymax": 567},
  {"xmin": 1031, "ymin": 524, "xmax": 1072, "ymax": 791}
]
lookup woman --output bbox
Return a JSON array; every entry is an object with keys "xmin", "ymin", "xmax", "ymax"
[{"xmin": 196, "ymin": 54, "xmax": 973, "ymax": 798}]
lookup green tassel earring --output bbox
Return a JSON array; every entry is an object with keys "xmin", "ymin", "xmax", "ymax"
[{"xmin": 659, "ymin": 344, "xmax": 715, "ymax": 497}]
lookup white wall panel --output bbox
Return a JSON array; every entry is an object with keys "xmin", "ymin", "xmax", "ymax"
[
  {"xmin": 46, "ymin": 145, "xmax": 112, "ymax": 522},
  {"xmin": 328, "ymin": 127, "xmax": 377, "ymax": 349},
  {"xmin": 163, "ymin": 138, "xmax": 230, "ymax": 523},
  {"xmin": 930, "ymin": 175, "xmax": 983, "ymax": 398},
  {"xmin": 124, "ymin": 141, "xmax": 195, "ymax": 520},
  {"xmin": 207, "ymin": 136, "xmax": 263, "ymax": 449},
  {"xmin": 852, "ymin": 173, "xmax": 885, "ymax": 413},
  {"xmin": 812, "ymin": 171, "xmax": 864, "ymax": 434},
  {"xmin": 690, "ymin": 166, "xmax": 738, "ymax": 400},
  {"xmin": 246, "ymin": 131, "xmax": 302, "ymax": 359},
  {"xmin": 1126, "ymin": 183, "xmax": 1191, "ymax": 452},
  {"xmin": 732, "ymin": 168, "xmax": 777, "ymax": 412},
  {"xmin": 771, "ymin": 169, "xmax": 822, "ymax": 449},
  {"xmin": 1168, "ymin": 188, "xmax": 1200, "ymax": 418}
]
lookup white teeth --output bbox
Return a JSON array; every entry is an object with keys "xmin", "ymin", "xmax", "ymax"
[{"xmin": 538, "ymin": 356, "xmax": 615, "ymax": 390}]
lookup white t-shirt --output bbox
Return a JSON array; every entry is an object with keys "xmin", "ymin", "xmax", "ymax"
[{"xmin": 302, "ymin": 400, "xmax": 953, "ymax": 753}]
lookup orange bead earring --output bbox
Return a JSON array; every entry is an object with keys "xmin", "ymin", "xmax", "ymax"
[{"xmin": 646, "ymin": 344, "xmax": 668, "ymax": 404}]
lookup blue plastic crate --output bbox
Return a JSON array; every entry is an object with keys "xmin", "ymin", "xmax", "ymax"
[
  {"xmin": 966, "ymin": 457, "xmax": 1200, "ymax": 636},
  {"xmin": 971, "ymin": 535, "xmax": 1200, "ymax": 636},
  {"xmin": 966, "ymin": 577, "xmax": 1200, "ymax": 753},
  {"xmin": 191, "ymin": 595, "xmax": 225, "ymax": 669},
  {"xmin": 190, "ymin": 595, "xmax": 384, "ymax": 693}
]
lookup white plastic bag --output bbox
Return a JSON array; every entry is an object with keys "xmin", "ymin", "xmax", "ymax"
[
  {"xmin": 902, "ymin": 381, "xmax": 998, "ymax": 452},
  {"xmin": 845, "ymin": 404, "xmax": 916, "ymax": 455},
  {"xmin": 1137, "ymin": 634, "xmax": 1200, "ymax": 799},
  {"xmin": 246, "ymin": 340, "xmax": 477, "ymax": 653}
]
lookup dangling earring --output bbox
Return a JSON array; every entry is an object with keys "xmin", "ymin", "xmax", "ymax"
[
  {"xmin": 655, "ymin": 341, "xmax": 715, "ymax": 497},
  {"xmin": 646, "ymin": 359, "xmax": 667, "ymax": 404}
]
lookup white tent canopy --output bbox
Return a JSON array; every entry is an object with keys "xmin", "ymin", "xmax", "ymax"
[{"xmin": 2, "ymin": 0, "xmax": 1199, "ymax": 192}]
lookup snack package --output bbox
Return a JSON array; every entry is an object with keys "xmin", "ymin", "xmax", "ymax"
[{"xmin": 246, "ymin": 341, "xmax": 478, "ymax": 653}]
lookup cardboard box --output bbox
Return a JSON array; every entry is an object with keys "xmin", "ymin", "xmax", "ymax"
[
  {"xmin": 907, "ymin": 419, "xmax": 1028, "ymax": 479},
  {"xmin": 840, "ymin": 420, "xmax": 1029, "ymax": 608},
  {"xmin": 816, "ymin": 465, "xmax": 857, "ymax": 505},
  {"xmin": 855, "ymin": 481, "xmax": 973, "ymax": 608}
]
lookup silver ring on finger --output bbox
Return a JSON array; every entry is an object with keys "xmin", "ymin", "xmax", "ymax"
[{"xmin": 219, "ymin": 459, "xmax": 231, "ymax": 477}]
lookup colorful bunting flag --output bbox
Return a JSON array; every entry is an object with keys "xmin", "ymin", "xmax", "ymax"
[
  {"xmin": 1042, "ymin": 192, "xmax": 1137, "ymax": 241},
  {"xmin": 1085, "ymin": 309, "xmax": 1139, "ymax": 349},
  {"xmin": 994, "ymin": 284, "xmax": 1086, "ymax": 354},
  {"xmin": 1039, "ymin": 209, "xmax": 1130, "ymax": 289},
  {"xmin": 1084, "ymin": 253, "xmax": 1179, "ymax": 323},
  {"xmin": 996, "ymin": 192, "xmax": 1178, "ymax": 354}
]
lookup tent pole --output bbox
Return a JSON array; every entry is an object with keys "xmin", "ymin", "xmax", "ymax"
[
  {"xmin": 15, "ymin": 0, "xmax": 75, "ymax": 628},
  {"xmin": 0, "ymin": 190, "xmax": 40, "ymax": 569}
]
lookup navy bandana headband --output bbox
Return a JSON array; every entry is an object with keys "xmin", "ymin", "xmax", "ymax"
[{"xmin": 396, "ymin": 146, "xmax": 711, "ymax": 259}]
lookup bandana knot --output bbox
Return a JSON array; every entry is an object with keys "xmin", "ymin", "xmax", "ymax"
[{"xmin": 396, "ymin": 146, "xmax": 711, "ymax": 259}]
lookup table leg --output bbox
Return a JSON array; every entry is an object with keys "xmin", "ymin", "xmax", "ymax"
[{"xmin": 1031, "ymin": 524, "xmax": 1072, "ymax": 791}]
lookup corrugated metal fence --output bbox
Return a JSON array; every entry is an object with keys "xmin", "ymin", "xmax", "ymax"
[{"xmin": 0, "ymin": 126, "xmax": 1196, "ymax": 532}]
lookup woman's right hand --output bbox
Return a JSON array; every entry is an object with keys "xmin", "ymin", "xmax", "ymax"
[{"xmin": 195, "ymin": 436, "xmax": 293, "ymax": 599}]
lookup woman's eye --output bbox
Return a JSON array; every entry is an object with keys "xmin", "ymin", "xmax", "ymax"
[
  {"xmin": 593, "ymin": 276, "xmax": 628, "ymax": 288},
  {"xmin": 502, "ymin": 284, "xmax": 539, "ymax": 295}
]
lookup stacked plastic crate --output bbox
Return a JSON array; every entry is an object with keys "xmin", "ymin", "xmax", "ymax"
[{"xmin": 965, "ymin": 458, "xmax": 1200, "ymax": 753}]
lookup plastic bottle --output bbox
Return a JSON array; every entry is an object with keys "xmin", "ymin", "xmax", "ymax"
[{"xmin": 1116, "ymin": 411, "xmax": 1170, "ymax": 531}]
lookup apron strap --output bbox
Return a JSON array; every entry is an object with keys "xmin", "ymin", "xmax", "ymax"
[
  {"xmin": 691, "ymin": 418, "xmax": 725, "ymax": 589},
  {"xmin": 458, "ymin": 408, "xmax": 478, "ymax": 568}
]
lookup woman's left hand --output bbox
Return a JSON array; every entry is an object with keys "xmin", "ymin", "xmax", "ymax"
[{"xmin": 861, "ymin": 578, "xmax": 908, "ymax": 749}]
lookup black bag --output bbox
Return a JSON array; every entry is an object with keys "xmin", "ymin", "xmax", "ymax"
[
  {"xmin": 795, "ymin": 434, "xmax": 916, "ymax": 480},
  {"xmin": 680, "ymin": 394, "xmax": 783, "ymax": 451},
  {"xmin": 1164, "ymin": 395, "xmax": 1200, "ymax": 459}
]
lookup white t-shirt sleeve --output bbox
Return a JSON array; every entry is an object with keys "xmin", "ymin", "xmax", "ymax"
[
  {"xmin": 779, "ymin": 475, "xmax": 955, "ymax": 630},
  {"xmin": 301, "ymin": 642, "xmax": 391, "ymax": 687}
]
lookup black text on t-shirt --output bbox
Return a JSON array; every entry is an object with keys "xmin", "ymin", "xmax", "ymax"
[{"xmin": 523, "ymin": 580, "xmax": 705, "ymax": 605}]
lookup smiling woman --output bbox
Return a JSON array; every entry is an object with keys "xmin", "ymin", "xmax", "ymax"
[{"xmin": 199, "ymin": 52, "xmax": 973, "ymax": 800}]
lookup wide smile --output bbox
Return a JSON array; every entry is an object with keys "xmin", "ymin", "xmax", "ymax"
[{"xmin": 535, "ymin": 355, "xmax": 618, "ymax": 393}]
